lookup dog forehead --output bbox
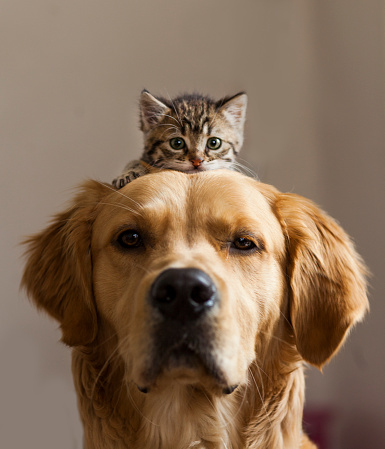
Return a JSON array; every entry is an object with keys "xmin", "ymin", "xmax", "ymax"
[
  {"xmin": 109, "ymin": 171, "xmax": 273, "ymax": 218},
  {"xmin": 192, "ymin": 172, "xmax": 271, "ymax": 213},
  {"xmin": 94, "ymin": 171, "xmax": 282, "ymax": 246}
]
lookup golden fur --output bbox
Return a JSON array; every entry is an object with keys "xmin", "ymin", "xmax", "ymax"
[{"xmin": 22, "ymin": 170, "xmax": 368, "ymax": 449}]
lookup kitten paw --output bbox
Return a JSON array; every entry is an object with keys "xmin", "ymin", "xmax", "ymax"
[{"xmin": 112, "ymin": 170, "xmax": 143, "ymax": 189}]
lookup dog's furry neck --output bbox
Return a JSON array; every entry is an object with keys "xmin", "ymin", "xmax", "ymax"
[{"xmin": 71, "ymin": 340, "xmax": 305, "ymax": 449}]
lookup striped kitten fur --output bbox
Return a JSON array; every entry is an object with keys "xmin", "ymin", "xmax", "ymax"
[{"xmin": 112, "ymin": 90, "xmax": 247, "ymax": 188}]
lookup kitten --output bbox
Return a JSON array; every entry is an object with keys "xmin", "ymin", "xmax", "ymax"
[{"xmin": 112, "ymin": 90, "xmax": 247, "ymax": 188}]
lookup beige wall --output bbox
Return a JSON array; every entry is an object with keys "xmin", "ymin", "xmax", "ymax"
[{"xmin": 1, "ymin": 1, "xmax": 384, "ymax": 448}]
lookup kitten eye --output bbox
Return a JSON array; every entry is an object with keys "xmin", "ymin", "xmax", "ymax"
[
  {"xmin": 116, "ymin": 230, "xmax": 142, "ymax": 249},
  {"xmin": 170, "ymin": 137, "xmax": 186, "ymax": 150},
  {"xmin": 206, "ymin": 137, "xmax": 222, "ymax": 150}
]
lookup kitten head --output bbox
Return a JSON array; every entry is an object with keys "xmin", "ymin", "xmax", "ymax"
[{"xmin": 139, "ymin": 90, "xmax": 247, "ymax": 173}]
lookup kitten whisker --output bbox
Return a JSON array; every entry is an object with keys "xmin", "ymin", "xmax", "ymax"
[
  {"xmin": 159, "ymin": 113, "xmax": 181, "ymax": 126},
  {"xmin": 232, "ymin": 161, "xmax": 258, "ymax": 179},
  {"xmin": 146, "ymin": 115, "xmax": 178, "ymax": 129},
  {"xmin": 98, "ymin": 202, "xmax": 141, "ymax": 216},
  {"xmin": 164, "ymin": 89, "xmax": 183, "ymax": 127},
  {"xmin": 158, "ymin": 126, "xmax": 179, "ymax": 140},
  {"xmin": 95, "ymin": 181, "xmax": 144, "ymax": 209},
  {"xmin": 154, "ymin": 123, "xmax": 178, "ymax": 129}
]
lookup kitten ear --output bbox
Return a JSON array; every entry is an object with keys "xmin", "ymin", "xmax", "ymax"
[
  {"xmin": 140, "ymin": 90, "xmax": 169, "ymax": 132},
  {"xmin": 217, "ymin": 92, "xmax": 247, "ymax": 133}
]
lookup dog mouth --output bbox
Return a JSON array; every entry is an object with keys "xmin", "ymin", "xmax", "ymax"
[
  {"xmin": 167, "ymin": 343, "xmax": 202, "ymax": 370},
  {"xmin": 153, "ymin": 339, "xmax": 214, "ymax": 380},
  {"xmin": 136, "ymin": 344, "xmax": 203, "ymax": 394},
  {"xmin": 137, "ymin": 330, "xmax": 229, "ymax": 393}
]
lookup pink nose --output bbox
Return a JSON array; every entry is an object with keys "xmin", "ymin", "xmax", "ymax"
[{"xmin": 191, "ymin": 159, "xmax": 203, "ymax": 168}]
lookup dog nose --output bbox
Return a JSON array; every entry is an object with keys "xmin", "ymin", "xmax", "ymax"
[{"xmin": 150, "ymin": 268, "xmax": 217, "ymax": 321}]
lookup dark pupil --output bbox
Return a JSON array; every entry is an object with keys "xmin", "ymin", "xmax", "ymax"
[
  {"xmin": 171, "ymin": 138, "xmax": 185, "ymax": 149},
  {"xmin": 210, "ymin": 139, "xmax": 217, "ymax": 146},
  {"xmin": 122, "ymin": 231, "xmax": 139, "ymax": 246},
  {"xmin": 237, "ymin": 238, "xmax": 252, "ymax": 249}
]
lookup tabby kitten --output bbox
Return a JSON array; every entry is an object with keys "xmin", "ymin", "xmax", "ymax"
[{"xmin": 112, "ymin": 90, "xmax": 247, "ymax": 188}]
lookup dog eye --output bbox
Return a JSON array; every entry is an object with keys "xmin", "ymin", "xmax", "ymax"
[
  {"xmin": 230, "ymin": 236, "xmax": 266, "ymax": 254},
  {"xmin": 232, "ymin": 237, "xmax": 256, "ymax": 251},
  {"xmin": 116, "ymin": 230, "xmax": 142, "ymax": 249}
]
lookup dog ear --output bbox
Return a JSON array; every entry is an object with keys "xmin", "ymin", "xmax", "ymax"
[
  {"xmin": 21, "ymin": 180, "xmax": 110, "ymax": 347},
  {"xmin": 276, "ymin": 193, "xmax": 369, "ymax": 367}
]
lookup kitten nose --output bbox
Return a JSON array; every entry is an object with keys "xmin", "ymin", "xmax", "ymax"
[{"xmin": 191, "ymin": 158, "xmax": 203, "ymax": 168}]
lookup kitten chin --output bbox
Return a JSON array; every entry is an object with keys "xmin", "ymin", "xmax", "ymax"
[{"xmin": 158, "ymin": 159, "xmax": 234, "ymax": 173}]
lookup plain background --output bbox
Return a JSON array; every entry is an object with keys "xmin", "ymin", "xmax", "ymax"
[{"xmin": 1, "ymin": 1, "xmax": 384, "ymax": 448}]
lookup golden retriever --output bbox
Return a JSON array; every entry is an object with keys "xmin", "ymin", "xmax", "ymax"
[{"xmin": 22, "ymin": 170, "xmax": 368, "ymax": 449}]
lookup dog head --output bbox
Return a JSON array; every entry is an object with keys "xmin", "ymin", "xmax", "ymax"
[{"xmin": 22, "ymin": 170, "xmax": 368, "ymax": 396}]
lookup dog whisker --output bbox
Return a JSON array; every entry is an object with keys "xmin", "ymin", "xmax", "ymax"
[
  {"xmin": 221, "ymin": 437, "xmax": 230, "ymax": 449},
  {"xmin": 251, "ymin": 364, "xmax": 267, "ymax": 415},
  {"xmin": 126, "ymin": 380, "xmax": 160, "ymax": 427},
  {"xmin": 90, "ymin": 341, "xmax": 124, "ymax": 406},
  {"xmin": 248, "ymin": 367, "xmax": 273, "ymax": 430},
  {"xmin": 132, "ymin": 262, "xmax": 151, "ymax": 275},
  {"xmin": 258, "ymin": 330, "xmax": 294, "ymax": 349},
  {"xmin": 221, "ymin": 384, "xmax": 249, "ymax": 430}
]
